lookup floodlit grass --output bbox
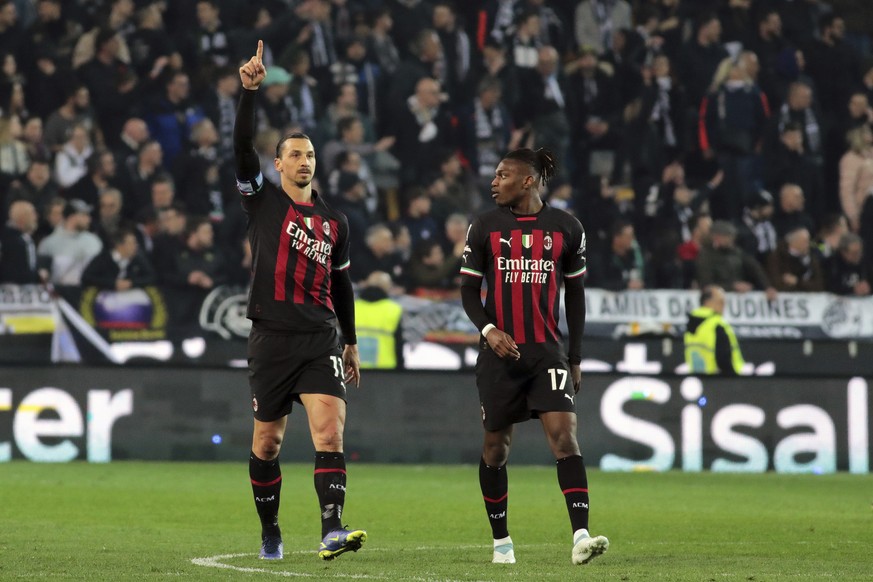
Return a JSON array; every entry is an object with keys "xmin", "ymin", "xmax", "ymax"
[{"xmin": 0, "ymin": 462, "xmax": 871, "ymax": 580}]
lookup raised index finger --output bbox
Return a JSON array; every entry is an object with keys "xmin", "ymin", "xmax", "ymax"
[{"xmin": 256, "ymin": 40, "xmax": 263, "ymax": 64}]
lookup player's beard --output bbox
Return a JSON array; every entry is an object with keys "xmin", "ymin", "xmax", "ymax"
[{"xmin": 294, "ymin": 176, "xmax": 313, "ymax": 188}]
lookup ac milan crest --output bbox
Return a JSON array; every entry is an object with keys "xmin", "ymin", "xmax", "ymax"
[
  {"xmin": 544, "ymin": 235, "xmax": 553, "ymax": 250},
  {"xmin": 323, "ymin": 220, "xmax": 331, "ymax": 237}
]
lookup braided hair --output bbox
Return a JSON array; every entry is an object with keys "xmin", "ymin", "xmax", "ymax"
[{"xmin": 502, "ymin": 147, "xmax": 558, "ymax": 187}]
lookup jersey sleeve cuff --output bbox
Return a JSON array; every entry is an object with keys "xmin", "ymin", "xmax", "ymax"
[
  {"xmin": 565, "ymin": 265, "xmax": 587, "ymax": 279},
  {"xmin": 237, "ymin": 172, "xmax": 264, "ymax": 196},
  {"xmin": 332, "ymin": 259, "xmax": 351, "ymax": 271},
  {"xmin": 460, "ymin": 266, "xmax": 483, "ymax": 278}
]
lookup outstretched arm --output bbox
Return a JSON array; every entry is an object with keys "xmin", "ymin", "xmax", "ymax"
[{"xmin": 235, "ymin": 41, "xmax": 266, "ymax": 186}]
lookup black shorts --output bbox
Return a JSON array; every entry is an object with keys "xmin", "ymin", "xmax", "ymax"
[
  {"xmin": 248, "ymin": 326, "xmax": 346, "ymax": 422},
  {"xmin": 475, "ymin": 345, "xmax": 576, "ymax": 431}
]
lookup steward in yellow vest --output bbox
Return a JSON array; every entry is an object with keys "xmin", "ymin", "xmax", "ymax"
[
  {"xmin": 354, "ymin": 272, "xmax": 403, "ymax": 369},
  {"xmin": 684, "ymin": 285, "xmax": 745, "ymax": 375}
]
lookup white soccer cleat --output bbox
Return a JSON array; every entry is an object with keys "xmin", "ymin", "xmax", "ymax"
[
  {"xmin": 492, "ymin": 536, "xmax": 516, "ymax": 564},
  {"xmin": 571, "ymin": 529, "xmax": 609, "ymax": 565}
]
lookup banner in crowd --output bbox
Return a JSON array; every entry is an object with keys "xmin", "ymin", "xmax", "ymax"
[
  {"xmin": 582, "ymin": 289, "xmax": 873, "ymax": 340},
  {"xmin": 1, "ymin": 369, "xmax": 869, "ymax": 474}
]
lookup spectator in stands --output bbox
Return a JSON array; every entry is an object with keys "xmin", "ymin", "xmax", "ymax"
[
  {"xmin": 67, "ymin": 149, "xmax": 117, "ymax": 212},
  {"xmin": 565, "ymin": 45, "xmax": 621, "ymax": 184},
  {"xmin": 144, "ymin": 70, "xmax": 205, "ymax": 168},
  {"xmin": 772, "ymin": 81, "xmax": 823, "ymax": 173},
  {"xmin": 328, "ymin": 35, "xmax": 382, "ymax": 126},
  {"xmin": 747, "ymin": 7, "xmax": 790, "ymax": 109},
  {"xmin": 201, "ymin": 65, "xmax": 238, "ymax": 164},
  {"xmin": 765, "ymin": 120, "xmax": 824, "ymax": 219},
  {"xmin": 94, "ymin": 187, "xmax": 125, "ymax": 247},
  {"xmin": 113, "ymin": 117, "xmax": 149, "ymax": 172},
  {"xmin": 387, "ymin": 28, "xmax": 442, "ymax": 114},
  {"xmin": 389, "ymin": 77, "xmax": 455, "ymax": 187},
  {"xmin": 350, "ymin": 222, "xmax": 402, "ymax": 285},
  {"xmin": 515, "ymin": 45, "xmax": 571, "ymax": 180},
  {"xmin": 407, "ymin": 238, "xmax": 461, "ymax": 292},
  {"xmin": 81, "ymin": 226, "xmax": 155, "ymax": 291},
  {"xmin": 647, "ymin": 175, "xmax": 712, "ymax": 289},
  {"xmin": 677, "ymin": 212, "xmax": 712, "ymax": 289},
  {"xmin": 478, "ymin": 39, "xmax": 520, "ymax": 116},
  {"xmin": 37, "ymin": 198, "xmax": 102, "ymax": 287},
  {"xmin": 824, "ymin": 233, "xmax": 871, "ymax": 296},
  {"xmin": 432, "ymin": 1, "xmax": 473, "ymax": 106},
  {"xmin": 0, "ymin": 199, "xmax": 39, "ymax": 283},
  {"xmin": 425, "ymin": 149, "xmax": 474, "ymax": 225},
  {"xmin": 172, "ymin": 118, "xmax": 225, "ymax": 219},
  {"xmin": 366, "ymin": 8, "xmax": 400, "ymax": 77},
  {"xmin": 183, "ymin": 0, "xmax": 234, "ymax": 87},
  {"xmin": 684, "ymin": 285, "xmax": 745, "ymax": 376},
  {"xmin": 773, "ymin": 183, "xmax": 815, "ymax": 238},
  {"xmin": 0, "ymin": 114, "xmax": 29, "ymax": 188},
  {"xmin": 118, "ymin": 139, "xmax": 162, "ymax": 220},
  {"xmin": 53, "ymin": 123, "xmax": 92, "ymax": 190},
  {"xmin": 401, "ymin": 188, "xmax": 439, "ymax": 247},
  {"xmin": 316, "ymin": 81, "xmax": 374, "ymax": 145},
  {"xmin": 574, "ymin": 0, "xmax": 631, "ymax": 56},
  {"xmin": 160, "ymin": 215, "xmax": 226, "ymax": 331},
  {"xmin": 696, "ymin": 219, "xmax": 775, "ymax": 297},
  {"xmin": 43, "ymin": 84, "xmax": 93, "ymax": 153},
  {"xmin": 737, "ymin": 189, "xmax": 778, "ymax": 266},
  {"xmin": 387, "ymin": 0, "xmax": 431, "ymax": 62},
  {"xmin": 149, "ymin": 202, "xmax": 186, "ymax": 269},
  {"xmin": 805, "ymin": 13, "xmax": 860, "ymax": 124},
  {"xmin": 20, "ymin": 116, "xmax": 49, "ymax": 162},
  {"xmin": 70, "ymin": 0, "xmax": 135, "ymax": 70},
  {"xmin": 125, "ymin": 2, "xmax": 176, "ymax": 81},
  {"xmin": 25, "ymin": 48, "xmax": 72, "ymax": 121},
  {"xmin": 766, "ymin": 226, "xmax": 824, "ymax": 292},
  {"xmin": 679, "ymin": 12, "xmax": 728, "ymax": 134},
  {"xmin": 330, "ymin": 171, "xmax": 370, "ymax": 252},
  {"xmin": 295, "ymin": 0, "xmax": 338, "ymax": 91},
  {"xmin": 838, "ymin": 125, "xmax": 873, "ymax": 233},
  {"xmin": 0, "ymin": 1, "xmax": 23, "ymax": 68},
  {"xmin": 76, "ymin": 28, "xmax": 137, "ymax": 147},
  {"xmin": 354, "ymin": 270, "xmax": 404, "ymax": 370},
  {"xmin": 284, "ymin": 48, "xmax": 321, "ymax": 135},
  {"xmin": 699, "ymin": 57, "xmax": 768, "ymax": 222},
  {"xmin": 587, "ymin": 219, "xmax": 647, "ymax": 291},
  {"xmin": 256, "ymin": 66, "xmax": 295, "ymax": 132},
  {"xmin": 25, "ymin": 0, "xmax": 82, "ymax": 73},
  {"xmin": 33, "ymin": 195, "xmax": 63, "ymax": 243},
  {"xmin": 6, "ymin": 158, "xmax": 57, "ymax": 213},
  {"xmin": 326, "ymin": 150, "xmax": 376, "ymax": 211},
  {"xmin": 814, "ymin": 213, "xmax": 849, "ymax": 261},
  {"xmin": 629, "ymin": 54, "xmax": 685, "ymax": 179},
  {"xmin": 441, "ymin": 212, "xmax": 469, "ymax": 260},
  {"xmin": 148, "ymin": 173, "xmax": 175, "ymax": 214},
  {"xmin": 320, "ymin": 114, "xmax": 394, "ymax": 187},
  {"xmin": 458, "ymin": 75, "xmax": 514, "ymax": 203}
]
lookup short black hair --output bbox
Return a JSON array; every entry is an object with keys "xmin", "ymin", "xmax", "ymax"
[
  {"xmin": 111, "ymin": 226, "xmax": 137, "ymax": 248},
  {"xmin": 275, "ymin": 132, "xmax": 312, "ymax": 159}
]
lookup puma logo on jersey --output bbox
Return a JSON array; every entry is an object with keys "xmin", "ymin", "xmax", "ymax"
[
  {"xmin": 500, "ymin": 237, "xmax": 512, "ymax": 247},
  {"xmin": 564, "ymin": 393, "xmax": 575, "ymax": 404}
]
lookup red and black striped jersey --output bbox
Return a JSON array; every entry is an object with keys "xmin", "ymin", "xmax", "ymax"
[
  {"xmin": 238, "ymin": 172, "xmax": 351, "ymax": 332},
  {"xmin": 460, "ymin": 203, "xmax": 586, "ymax": 350}
]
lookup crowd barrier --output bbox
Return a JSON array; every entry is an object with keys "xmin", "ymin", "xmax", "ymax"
[{"xmin": 1, "ymin": 368, "xmax": 868, "ymax": 474}]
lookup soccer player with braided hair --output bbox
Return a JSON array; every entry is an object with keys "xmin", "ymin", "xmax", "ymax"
[{"xmin": 460, "ymin": 147, "xmax": 609, "ymax": 565}]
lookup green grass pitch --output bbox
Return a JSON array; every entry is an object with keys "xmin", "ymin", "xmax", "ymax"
[{"xmin": 1, "ymin": 462, "xmax": 871, "ymax": 580}]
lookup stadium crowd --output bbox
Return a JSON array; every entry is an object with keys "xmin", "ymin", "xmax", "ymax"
[{"xmin": 1, "ymin": 0, "xmax": 872, "ymax": 308}]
